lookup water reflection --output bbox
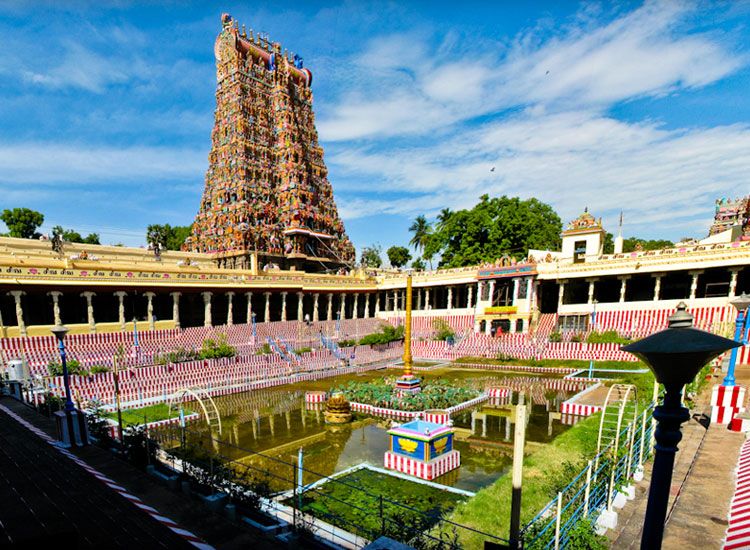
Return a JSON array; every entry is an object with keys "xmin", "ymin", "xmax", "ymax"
[{"xmin": 175, "ymin": 368, "xmax": 578, "ymax": 493}]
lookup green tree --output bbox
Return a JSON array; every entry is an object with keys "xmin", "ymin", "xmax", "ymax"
[
  {"xmin": 386, "ymin": 245, "xmax": 411, "ymax": 268},
  {"xmin": 360, "ymin": 245, "xmax": 383, "ymax": 268},
  {"xmin": 425, "ymin": 195, "xmax": 562, "ymax": 268},
  {"xmin": 603, "ymin": 233, "xmax": 673, "ymax": 254},
  {"xmin": 0, "ymin": 208, "xmax": 44, "ymax": 238},
  {"xmin": 147, "ymin": 224, "xmax": 192, "ymax": 251},
  {"xmin": 411, "ymin": 257, "xmax": 426, "ymax": 271},
  {"xmin": 408, "ymin": 215, "xmax": 432, "ymax": 262},
  {"xmin": 83, "ymin": 233, "xmax": 101, "ymax": 245}
]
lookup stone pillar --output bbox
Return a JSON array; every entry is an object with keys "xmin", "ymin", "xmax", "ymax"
[
  {"xmin": 587, "ymin": 280, "xmax": 596, "ymax": 305},
  {"xmin": 353, "ymin": 293, "xmax": 359, "ymax": 319},
  {"xmin": 447, "ymin": 287, "xmax": 453, "ymax": 311},
  {"xmin": 558, "ymin": 282, "xmax": 565, "ymax": 309},
  {"xmin": 730, "ymin": 269, "xmax": 740, "ymax": 298},
  {"xmin": 264, "ymin": 292, "xmax": 271, "ymax": 322},
  {"xmin": 526, "ymin": 278, "xmax": 533, "ymax": 302},
  {"xmin": 364, "ymin": 293, "xmax": 370, "ymax": 318},
  {"xmin": 375, "ymin": 293, "xmax": 381, "ymax": 316},
  {"xmin": 512, "ymin": 279, "xmax": 520, "ymax": 303},
  {"xmin": 297, "ymin": 292, "xmax": 304, "ymax": 321},
  {"xmin": 81, "ymin": 291, "xmax": 97, "ymax": 333},
  {"xmin": 326, "ymin": 293, "xmax": 333, "ymax": 321},
  {"xmin": 477, "ymin": 282, "xmax": 484, "ymax": 303},
  {"xmin": 226, "ymin": 291, "xmax": 235, "ymax": 325},
  {"xmin": 392, "ymin": 290, "xmax": 398, "ymax": 313},
  {"xmin": 652, "ymin": 275, "xmax": 662, "ymax": 301},
  {"xmin": 467, "ymin": 285, "xmax": 473, "ymax": 309},
  {"xmin": 489, "ymin": 281, "xmax": 496, "ymax": 306},
  {"xmin": 313, "ymin": 293, "xmax": 320, "ymax": 322},
  {"xmin": 425, "ymin": 288, "xmax": 431, "ymax": 310},
  {"xmin": 281, "ymin": 292, "xmax": 288, "ymax": 321},
  {"xmin": 245, "ymin": 292, "xmax": 253, "ymax": 323},
  {"xmin": 619, "ymin": 277, "xmax": 628, "ymax": 303},
  {"xmin": 170, "ymin": 292, "xmax": 181, "ymax": 329},
  {"xmin": 9, "ymin": 291, "xmax": 26, "ymax": 336},
  {"xmin": 144, "ymin": 292, "xmax": 156, "ymax": 331},
  {"xmin": 417, "ymin": 289, "xmax": 422, "ymax": 311},
  {"xmin": 689, "ymin": 271, "xmax": 701, "ymax": 300},
  {"xmin": 202, "ymin": 291, "xmax": 213, "ymax": 327},
  {"xmin": 47, "ymin": 291, "xmax": 63, "ymax": 326},
  {"xmin": 114, "ymin": 291, "xmax": 128, "ymax": 330},
  {"xmin": 339, "ymin": 294, "xmax": 346, "ymax": 320}
]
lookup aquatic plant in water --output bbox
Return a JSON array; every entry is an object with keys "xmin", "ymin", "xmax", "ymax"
[{"xmin": 332, "ymin": 377, "xmax": 480, "ymax": 411}]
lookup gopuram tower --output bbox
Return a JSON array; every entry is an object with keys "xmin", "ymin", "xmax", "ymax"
[{"xmin": 185, "ymin": 13, "xmax": 355, "ymax": 272}]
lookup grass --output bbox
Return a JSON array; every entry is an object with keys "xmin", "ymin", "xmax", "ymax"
[
  {"xmin": 288, "ymin": 468, "xmax": 467, "ymax": 542},
  {"xmin": 454, "ymin": 356, "xmax": 643, "ymax": 371},
  {"xmin": 104, "ymin": 402, "xmax": 192, "ymax": 426},
  {"xmin": 444, "ymin": 414, "xmax": 601, "ymax": 549}
]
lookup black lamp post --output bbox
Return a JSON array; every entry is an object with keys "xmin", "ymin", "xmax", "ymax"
[
  {"xmin": 50, "ymin": 324, "xmax": 75, "ymax": 412},
  {"xmin": 622, "ymin": 302, "xmax": 740, "ymax": 549}
]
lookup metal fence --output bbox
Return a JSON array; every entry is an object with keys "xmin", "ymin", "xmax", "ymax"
[
  {"xmin": 521, "ymin": 403, "xmax": 655, "ymax": 549},
  {"xmin": 150, "ymin": 423, "xmax": 509, "ymax": 549}
]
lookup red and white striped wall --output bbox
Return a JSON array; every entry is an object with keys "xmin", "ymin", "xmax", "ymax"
[
  {"xmin": 384, "ymin": 450, "xmax": 460, "ymax": 481},
  {"xmin": 711, "ymin": 385, "xmax": 747, "ymax": 425},
  {"xmin": 724, "ymin": 438, "xmax": 750, "ymax": 549},
  {"xmin": 560, "ymin": 402, "xmax": 602, "ymax": 417},
  {"xmin": 305, "ymin": 391, "xmax": 327, "ymax": 403}
]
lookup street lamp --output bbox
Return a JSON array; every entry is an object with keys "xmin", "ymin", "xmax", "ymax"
[
  {"xmin": 622, "ymin": 302, "xmax": 740, "ymax": 549},
  {"xmin": 723, "ymin": 292, "xmax": 750, "ymax": 386},
  {"xmin": 50, "ymin": 324, "xmax": 74, "ymax": 412}
]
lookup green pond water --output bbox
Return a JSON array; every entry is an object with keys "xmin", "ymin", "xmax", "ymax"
[{"xmin": 171, "ymin": 367, "xmax": 575, "ymax": 493}]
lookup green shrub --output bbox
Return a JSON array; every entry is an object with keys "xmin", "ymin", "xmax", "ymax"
[
  {"xmin": 90, "ymin": 365, "xmax": 110, "ymax": 374},
  {"xmin": 332, "ymin": 377, "xmax": 480, "ymax": 411},
  {"xmin": 358, "ymin": 324, "xmax": 405, "ymax": 346},
  {"xmin": 255, "ymin": 343, "xmax": 273, "ymax": 355},
  {"xmin": 198, "ymin": 334, "xmax": 236, "ymax": 360},
  {"xmin": 570, "ymin": 333, "xmax": 583, "ymax": 343},
  {"xmin": 548, "ymin": 331, "xmax": 562, "ymax": 343},
  {"xmin": 47, "ymin": 358, "xmax": 87, "ymax": 376},
  {"xmin": 586, "ymin": 330, "xmax": 631, "ymax": 345},
  {"xmin": 294, "ymin": 347, "xmax": 312, "ymax": 355},
  {"xmin": 338, "ymin": 339, "xmax": 358, "ymax": 348},
  {"xmin": 155, "ymin": 347, "xmax": 198, "ymax": 365},
  {"xmin": 432, "ymin": 318, "xmax": 456, "ymax": 341}
]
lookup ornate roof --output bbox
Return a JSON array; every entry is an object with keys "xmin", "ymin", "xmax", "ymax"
[{"xmin": 564, "ymin": 208, "xmax": 603, "ymax": 233}]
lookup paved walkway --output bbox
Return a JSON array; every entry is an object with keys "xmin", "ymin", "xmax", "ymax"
[
  {"xmin": 610, "ymin": 371, "xmax": 748, "ymax": 549},
  {"xmin": 0, "ymin": 397, "xmax": 278, "ymax": 549}
]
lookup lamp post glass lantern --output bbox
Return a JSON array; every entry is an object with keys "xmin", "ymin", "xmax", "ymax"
[
  {"xmin": 622, "ymin": 302, "xmax": 740, "ymax": 549},
  {"xmin": 50, "ymin": 324, "xmax": 75, "ymax": 412},
  {"xmin": 724, "ymin": 292, "xmax": 750, "ymax": 386}
]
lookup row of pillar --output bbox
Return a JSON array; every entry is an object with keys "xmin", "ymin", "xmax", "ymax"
[
  {"xmin": 558, "ymin": 268, "xmax": 742, "ymax": 308},
  {"xmin": 1, "ymin": 290, "xmax": 387, "ymax": 336}
]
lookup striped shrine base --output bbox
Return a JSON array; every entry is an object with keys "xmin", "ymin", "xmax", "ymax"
[{"xmin": 384, "ymin": 450, "xmax": 460, "ymax": 481}]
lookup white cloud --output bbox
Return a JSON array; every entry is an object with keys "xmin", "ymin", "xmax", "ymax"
[
  {"xmin": 329, "ymin": 110, "xmax": 750, "ymax": 240},
  {"xmin": 318, "ymin": 1, "xmax": 745, "ymax": 142},
  {"xmin": 0, "ymin": 142, "xmax": 207, "ymax": 185},
  {"xmin": 22, "ymin": 42, "xmax": 133, "ymax": 93}
]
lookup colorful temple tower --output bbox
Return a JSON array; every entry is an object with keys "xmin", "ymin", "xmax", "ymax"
[{"xmin": 185, "ymin": 13, "xmax": 355, "ymax": 271}]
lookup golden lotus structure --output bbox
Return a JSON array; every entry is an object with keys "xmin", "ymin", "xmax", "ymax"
[{"xmin": 324, "ymin": 393, "xmax": 352, "ymax": 424}]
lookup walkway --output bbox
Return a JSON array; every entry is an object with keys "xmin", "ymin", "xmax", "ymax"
[
  {"xmin": 0, "ymin": 400, "xmax": 194, "ymax": 548},
  {"xmin": 0, "ymin": 397, "xmax": 278, "ymax": 549},
  {"xmin": 610, "ymin": 371, "xmax": 747, "ymax": 549}
]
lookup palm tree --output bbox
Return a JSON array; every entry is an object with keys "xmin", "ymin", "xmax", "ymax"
[
  {"xmin": 409, "ymin": 215, "xmax": 432, "ymax": 269},
  {"xmin": 436, "ymin": 208, "xmax": 452, "ymax": 231}
]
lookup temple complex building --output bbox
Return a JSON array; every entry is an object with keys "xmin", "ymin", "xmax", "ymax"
[
  {"xmin": 185, "ymin": 14, "xmax": 354, "ymax": 272},
  {"xmin": 0, "ymin": 201, "xmax": 749, "ymax": 340}
]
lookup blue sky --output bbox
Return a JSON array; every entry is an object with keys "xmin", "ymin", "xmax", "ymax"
[{"xmin": 1, "ymin": 1, "xmax": 749, "ymax": 256}]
